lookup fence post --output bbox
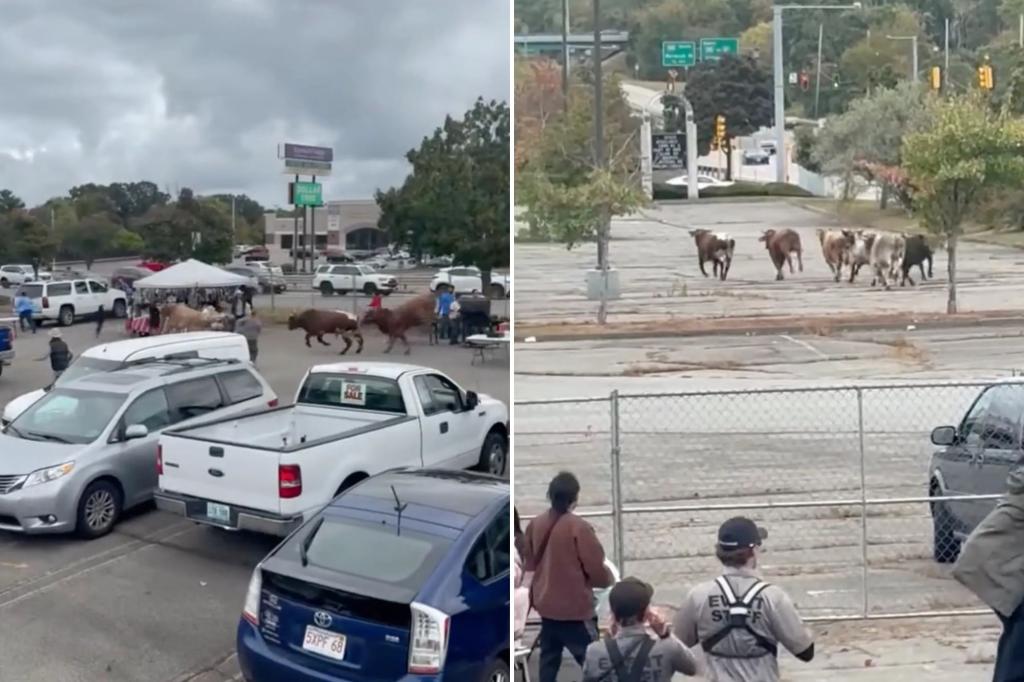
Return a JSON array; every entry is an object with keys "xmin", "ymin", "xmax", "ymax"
[
  {"xmin": 610, "ymin": 390, "xmax": 625, "ymax": 572},
  {"xmin": 857, "ymin": 387, "xmax": 869, "ymax": 619}
]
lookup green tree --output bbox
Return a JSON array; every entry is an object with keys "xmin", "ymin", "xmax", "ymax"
[
  {"xmin": 0, "ymin": 189, "xmax": 24, "ymax": 214},
  {"xmin": 903, "ymin": 95, "xmax": 1024, "ymax": 313},
  {"xmin": 740, "ymin": 21, "xmax": 772, "ymax": 71},
  {"xmin": 112, "ymin": 228, "xmax": 146, "ymax": 254},
  {"xmin": 2, "ymin": 211, "xmax": 57, "ymax": 275},
  {"xmin": 813, "ymin": 82, "xmax": 935, "ymax": 207},
  {"xmin": 64, "ymin": 212, "xmax": 121, "ymax": 268},
  {"xmin": 134, "ymin": 188, "xmax": 231, "ymax": 263},
  {"xmin": 682, "ymin": 54, "xmax": 773, "ymax": 156},
  {"xmin": 629, "ymin": 0, "xmax": 740, "ymax": 78}
]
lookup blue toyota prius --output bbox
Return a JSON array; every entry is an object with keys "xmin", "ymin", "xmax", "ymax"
[{"xmin": 236, "ymin": 468, "xmax": 510, "ymax": 682}]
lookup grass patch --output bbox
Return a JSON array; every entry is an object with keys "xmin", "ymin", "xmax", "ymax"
[{"xmin": 654, "ymin": 181, "xmax": 813, "ymax": 201}]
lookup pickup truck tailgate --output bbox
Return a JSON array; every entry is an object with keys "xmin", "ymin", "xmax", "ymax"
[{"xmin": 159, "ymin": 433, "xmax": 282, "ymax": 514}]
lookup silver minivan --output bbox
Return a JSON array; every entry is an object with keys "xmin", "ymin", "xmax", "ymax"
[{"xmin": 0, "ymin": 358, "xmax": 278, "ymax": 538}]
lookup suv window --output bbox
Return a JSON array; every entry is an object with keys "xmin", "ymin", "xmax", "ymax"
[
  {"xmin": 967, "ymin": 385, "xmax": 1024, "ymax": 450},
  {"xmin": 316, "ymin": 265, "xmax": 330, "ymax": 274},
  {"xmin": 48, "ymin": 282, "xmax": 72, "ymax": 296},
  {"xmin": 74, "ymin": 281, "xmax": 89, "ymax": 295},
  {"xmin": 166, "ymin": 377, "xmax": 225, "ymax": 421},
  {"xmin": 88, "ymin": 280, "xmax": 108, "ymax": 294},
  {"xmin": 466, "ymin": 507, "xmax": 510, "ymax": 582},
  {"xmin": 120, "ymin": 388, "xmax": 172, "ymax": 435},
  {"xmin": 219, "ymin": 369, "xmax": 263, "ymax": 404},
  {"xmin": 414, "ymin": 375, "xmax": 463, "ymax": 416}
]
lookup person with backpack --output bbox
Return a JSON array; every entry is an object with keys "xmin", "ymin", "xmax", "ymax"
[
  {"xmin": 523, "ymin": 471, "xmax": 614, "ymax": 682},
  {"xmin": 672, "ymin": 517, "xmax": 815, "ymax": 682},
  {"xmin": 582, "ymin": 577, "xmax": 698, "ymax": 681}
]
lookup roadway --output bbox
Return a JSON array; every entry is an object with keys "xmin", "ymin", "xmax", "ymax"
[{"xmin": 0, "ymin": 319, "xmax": 508, "ymax": 682}]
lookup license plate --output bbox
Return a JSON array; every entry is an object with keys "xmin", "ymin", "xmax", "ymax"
[
  {"xmin": 302, "ymin": 625, "xmax": 346, "ymax": 660},
  {"xmin": 206, "ymin": 502, "xmax": 230, "ymax": 524}
]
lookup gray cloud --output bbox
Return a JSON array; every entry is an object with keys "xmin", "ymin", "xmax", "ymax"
[{"xmin": 0, "ymin": 0, "xmax": 510, "ymax": 207}]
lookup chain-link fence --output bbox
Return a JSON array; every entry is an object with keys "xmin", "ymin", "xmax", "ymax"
[{"xmin": 515, "ymin": 380, "xmax": 1020, "ymax": 621}]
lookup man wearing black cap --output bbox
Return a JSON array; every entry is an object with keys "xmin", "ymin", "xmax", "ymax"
[
  {"xmin": 672, "ymin": 517, "xmax": 814, "ymax": 682},
  {"xmin": 581, "ymin": 577, "xmax": 698, "ymax": 681}
]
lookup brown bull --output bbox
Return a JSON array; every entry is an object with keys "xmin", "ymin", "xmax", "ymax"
[
  {"xmin": 287, "ymin": 309, "xmax": 363, "ymax": 355},
  {"xmin": 361, "ymin": 293, "xmax": 435, "ymax": 355},
  {"xmin": 816, "ymin": 228, "xmax": 855, "ymax": 283},
  {"xmin": 690, "ymin": 229, "xmax": 735, "ymax": 281},
  {"xmin": 759, "ymin": 229, "xmax": 804, "ymax": 281},
  {"xmin": 159, "ymin": 304, "xmax": 229, "ymax": 334}
]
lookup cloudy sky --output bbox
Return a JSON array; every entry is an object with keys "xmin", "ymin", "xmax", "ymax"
[{"xmin": 0, "ymin": 0, "xmax": 510, "ymax": 208}]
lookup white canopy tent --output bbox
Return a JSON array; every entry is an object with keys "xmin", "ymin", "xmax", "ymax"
[{"xmin": 133, "ymin": 259, "xmax": 249, "ymax": 289}]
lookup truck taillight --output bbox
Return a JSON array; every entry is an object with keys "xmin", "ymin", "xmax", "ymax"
[
  {"xmin": 42, "ymin": 296, "xmax": 49, "ymax": 309},
  {"xmin": 157, "ymin": 445, "xmax": 163, "ymax": 476},
  {"xmin": 279, "ymin": 464, "xmax": 301, "ymax": 498},
  {"xmin": 409, "ymin": 602, "xmax": 450, "ymax": 674}
]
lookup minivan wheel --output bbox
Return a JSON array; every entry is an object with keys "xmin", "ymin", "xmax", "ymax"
[
  {"xmin": 932, "ymin": 498, "xmax": 961, "ymax": 564},
  {"xmin": 76, "ymin": 480, "xmax": 122, "ymax": 539},
  {"xmin": 475, "ymin": 431, "xmax": 507, "ymax": 476},
  {"xmin": 483, "ymin": 659, "xmax": 510, "ymax": 682},
  {"xmin": 59, "ymin": 305, "xmax": 74, "ymax": 327}
]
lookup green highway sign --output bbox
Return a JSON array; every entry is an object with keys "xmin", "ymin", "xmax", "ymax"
[
  {"xmin": 290, "ymin": 181, "xmax": 323, "ymax": 207},
  {"xmin": 662, "ymin": 41, "xmax": 696, "ymax": 68},
  {"xmin": 700, "ymin": 37, "xmax": 739, "ymax": 62}
]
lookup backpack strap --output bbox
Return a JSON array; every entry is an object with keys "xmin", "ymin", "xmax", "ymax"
[
  {"xmin": 701, "ymin": 577, "xmax": 778, "ymax": 658},
  {"xmin": 605, "ymin": 638, "xmax": 630, "ymax": 681},
  {"xmin": 626, "ymin": 637, "xmax": 656, "ymax": 682},
  {"xmin": 603, "ymin": 637, "xmax": 656, "ymax": 682}
]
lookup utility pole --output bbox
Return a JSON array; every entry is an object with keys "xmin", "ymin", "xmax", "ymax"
[
  {"xmin": 1019, "ymin": 13, "xmax": 1023, "ymax": 47},
  {"xmin": 561, "ymin": 0, "xmax": 571, "ymax": 101},
  {"xmin": 944, "ymin": 18, "xmax": 950, "ymax": 88},
  {"xmin": 231, "ymin": 194, "xmax": 236, "ymax": 246},
  {"xmin": 772, "ymin": 5, "xmax": 787, "ymax": 183},
  {"xmin": 814, "ymin": 23, "xmax": 824, "ymax": 118},
  {"xmin": 593, "ymin": 0, "xmax": 609, "ymax": 324}
]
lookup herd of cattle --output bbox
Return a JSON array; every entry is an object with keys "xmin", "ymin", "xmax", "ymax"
[{"xmin": 689, "ymin": 228, "xmax": 936, "ymax": 289}]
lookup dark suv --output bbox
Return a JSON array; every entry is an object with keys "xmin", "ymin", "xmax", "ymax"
[{"xmin": 928, "ymin": 381, "xmax": 1024, "ymax": 562}]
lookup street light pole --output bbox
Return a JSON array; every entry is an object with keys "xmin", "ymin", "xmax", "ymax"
[
  {"xmin": 561, "ymin": 0, "xmax": 570, "ymax": 99},
  {"xmin": 773, "ymin": 3, "xmax": 862, "ymax": 184},
  {"xmin": 593, "ymin": 0, "xmax": 610, "ymax": 324}
]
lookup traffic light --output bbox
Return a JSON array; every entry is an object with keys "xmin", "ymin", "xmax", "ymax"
[
  {"xmin": 978, "ymin": 64, "xmax": 994, "ymax": 90},
  {"xmin": 832, "ymin": 73, "xmax": 840, "ymax": 89},
  {"xmin": 715, "ymin": 114, "xmax": 726, "ymax": 143},
  {"xmin": 930, "ymin": 66, "xmax": 942, "ymax": 91},
  {"xmin": 799, "ymin": 72, "xmax": 810, "ymax": 91}
]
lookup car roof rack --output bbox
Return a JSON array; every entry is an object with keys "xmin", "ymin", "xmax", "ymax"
[{"xmin": 116, "ymin": 356, "xmax": 240, "ymax": 375}]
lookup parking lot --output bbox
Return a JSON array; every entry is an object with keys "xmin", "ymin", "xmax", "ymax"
[{"xmin": 0, "ymin": 312, "xmax": 509, "ymax": 682}]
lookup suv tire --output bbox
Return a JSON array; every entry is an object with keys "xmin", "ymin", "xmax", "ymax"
[
  {"xmin": 59, "ymin": 305, "xmax": 74, "ymax": 327},
  {"xmin": 112, "ymin": 299, "xmax": 127, "ymax": 319},
  {"xmin": 320, "ymin": 281, "xmax": 334, "ymax": 296},
  {"xmin": 76, "ymin": 480, "xmax": 122, "ymax": 539},
  {"xmin": 932, "ymin": 497, "xmax": 961, "ymax": 563},
  {"xmin": 363, "ymin": 282, "xmax": 378, "ymax": 295}
]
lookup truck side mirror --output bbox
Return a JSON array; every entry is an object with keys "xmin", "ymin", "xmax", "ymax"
[
  {"xmin": 931, "ymin": 425, "xmax": 956, "ymax": 446},
  {"xmin": 465, "ymin": 391, "xmax": 479, "ymax": 411}
]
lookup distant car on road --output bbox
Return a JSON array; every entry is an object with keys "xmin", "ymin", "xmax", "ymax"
[
  {"xmin": 430, "ymin": 266, "xmax": 510, "ymax": 298},
  {"xmin": 665, "ymin": 174, "xmax": 735, "ymax": 190},
  {"xmin": 312, "ymin": 263, "xmax": 398, "ymax": 296},
  {"xmin": 0, "ymin": 264, "xmax": 51, "ymax": 288},
  {"xmin": 928, "ymin": 380, "xmax": 1024, "ymax": 563},
  {"xmin": 236, "ymin": 468, "xmax": 510, "ymax": 682},
  {"xmin": 742, "ymin": 149, "xmax": 771, "ymax": 165}
]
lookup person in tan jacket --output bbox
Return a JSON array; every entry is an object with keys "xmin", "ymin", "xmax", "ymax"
[
  {"xmin": 523, "ymin": 471, "xmax": 614, "ymax": 682},
  {"xmin": 953, "ymin": 464, "xmax": 1024, "ymax": 681}
]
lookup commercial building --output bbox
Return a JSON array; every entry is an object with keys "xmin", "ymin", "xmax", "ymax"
[{"xmin": 263, "ymin": 199, "xmax": 387, "ymax": 264}]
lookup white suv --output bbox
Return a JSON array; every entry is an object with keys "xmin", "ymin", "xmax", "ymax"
[
  {"xmin": 20, "ymin": 279, "xmax": 128, "ymax": 326},
  {"xmin": 313, "ymin": 264, "xmax": 398, "ymax": 296},
  {"xmin": 430, "ymin": 266, "xmax": 510, "ymax": 298},
  {"xmin": 0, "ymin": 264, "xmax": 51, "ymax": 288}
]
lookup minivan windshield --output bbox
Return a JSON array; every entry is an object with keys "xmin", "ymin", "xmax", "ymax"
[
  {"xmin": 55, "ymin": 357, "xmax": 123, "ymax": 386},
  {"xmin": 10, "ymin": 388, "xmax": 125, "ymax": 444}
]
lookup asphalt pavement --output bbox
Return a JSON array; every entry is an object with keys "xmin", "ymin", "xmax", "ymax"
[{"xmin": 0, "ymin": 314, "xmax": 508, "ymax": 682}]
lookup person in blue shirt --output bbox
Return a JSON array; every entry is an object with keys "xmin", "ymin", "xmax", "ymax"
[
  {"xmin": 13, "ymin": 292, "xmax": 36, "ymax": 334},
  {"xmin": 436, "ymin": 288, "xmax": 456, "ymax": 341}
]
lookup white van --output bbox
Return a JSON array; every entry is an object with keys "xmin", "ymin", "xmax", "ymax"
[{"xmin": 0, "ymin": 332, "xmax": 251, "ymax": 425}]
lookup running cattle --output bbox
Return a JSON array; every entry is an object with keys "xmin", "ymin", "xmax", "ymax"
[
  {"xmin": 159, "ymin": 304, "xmax": 229, "ymax": 334},
  {"xmin": 870, "ymin": 232, "xmax": 906, "ymax": 290},
  {"xmin": 287, "ymin": 309, "xmax": 363, "ymax": 354},
  {"xmin": 361, "ymin": 293, "xmax": 436, "ymax": 355},
  {"xmin": 758, "ymin": 229, "xmax": 804, "ymax": 281},
  {"xmin": 690, "ymin": 229, "xmax": 735, "ymax": 281},
  {"xmin": 816, "ymin": 229, "xmax": 855, "ymax": 283},
  {"xmin": 900, "ymin": 234, "xmax": 934, "ymax": 287},
  {"xmin": 846, "ymin": 231, "xmax": 877, "ymax": 284}
]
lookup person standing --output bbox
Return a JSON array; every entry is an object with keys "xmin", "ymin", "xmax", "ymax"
[
  {"xmin": 234, "ymin": 313, "xmax": 262, "ymax": 364},
  {"xmin": 435, "ymin": 287, "xmax": 455, "ymax": 341},
  {"xmin": 230, "ymin": 286, "xmax": 247, "ymax": 320},
  {"xmin": 13, "ymin": 291, "xmax": 35, "ymax": 334},
  {"xmin": 95, "ymin": 305, "xmax": 106, "ymax": 338},
  {"xmin": 953, "ymin": 463, "xmax": 1024, "ymax": 681},
  {"xmin": 368, "ymin": 291, "xmax": 383, "ymax": 311},
  {"xmin": 672, "ymin": 517, "xmax": 815, "ymax": 682},
  {"xmin": 523, "ymin": 471, "xmax": 614, "ymax": 682},
  {"xmin": 581, "ymin": 577, "xmax": 698, "ymax": 681},
  {"xmin": 37, "ymin": 329, "xmax": 73, "ymax": 382}
]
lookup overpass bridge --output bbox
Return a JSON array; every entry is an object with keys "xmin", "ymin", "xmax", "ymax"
[{"xmin": 513, "ymin": 30, "xmax": 629, "ymax": 59}]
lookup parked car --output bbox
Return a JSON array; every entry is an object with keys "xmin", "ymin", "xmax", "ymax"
[
  {"xmin": 236, "ymin": 468, "xmax": 510, "ymax": 682},
  {"xmin": 0, "ymin": 317, "xmax": 15, "ymax": 377},
  {"xmin": 430, "ymin": 266, "xmax": 510, "ymax": 299},
  {"xmin": 111, "ymin": 266, "xmax": 154, "ymax": 286},
  {"xmin": 665, "ymin": 174, "xmax": 736, "ymax": 190},
  {"xmin": 222, "ymin": 266, "xmax": 261, "ymax": 293},
  {"xmin": 154, "ymin": 362, "xmax": 509, "ymax": 536},
  {"xmin": 742, "ymin": 149, "xmax": 771, "ymax": 165},
  {"xmin": 1, "ymin": 331, "xmax": 251, "ymax": 426},
  {"xmin": 312, "ymin": 263, "xmax": 398, "ymax": 296},
  {"xmin": 0, "ymin": 357, "xmax": 278, "ymax": 537},
  {"xmin": 19, "ymin": 279, "xmax": 128, "ymax": 326},
  {"xmin": 928, "ymin": 381, "xmax": 1024, "ymax": 563},
  {"xmin": 236, "ymin": 263, "xmax": 288, "ymax": 294},
  {"xmin": 0, "ymin": 264, "xmax": 51, "ymax": 288},
  {"xmin": 138, "ymin": 260, "xmax": 169, "ymax": 272}
]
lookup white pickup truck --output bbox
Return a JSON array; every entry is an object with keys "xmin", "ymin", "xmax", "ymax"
[{"xmin": 153, "ymin": 362, "xmax": 509, "ymax": 536}]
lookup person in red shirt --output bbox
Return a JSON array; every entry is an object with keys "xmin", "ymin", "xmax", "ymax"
[
  {"xmin": 524, "ymin": 471, "xmax": 614, "ymax": 682},
  {"xmin": 368, "ymin": 292, "xmax": 383, "ymax": 311}
]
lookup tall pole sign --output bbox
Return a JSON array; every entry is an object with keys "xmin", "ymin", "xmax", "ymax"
[{"xmin": 280, "ymin": 143, "xmax": 333, "ymax": 272}]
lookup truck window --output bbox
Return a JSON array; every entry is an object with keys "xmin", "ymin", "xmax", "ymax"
[
  {"xmin": 166, "ymin": 377, "xmax": 225, "ymax": 421},
  {"xmin": 413, "ymin": 375, "xmax": 464, "ymax": 415},
  {"xmin": 298, "ymin": 373, "xmax": 406, "ymax": 414},
  {"xmin": 219, "ymin": 369, "xmax": 263, "ymax": 404}
]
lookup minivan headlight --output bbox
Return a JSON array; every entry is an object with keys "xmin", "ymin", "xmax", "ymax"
[{"xmin": 24, "ymin": 462, "xmax": 74, "ymax": 488}]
